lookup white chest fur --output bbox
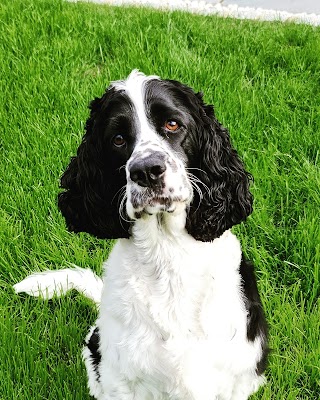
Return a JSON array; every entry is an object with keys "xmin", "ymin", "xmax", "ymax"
[{"xmin": 96, "ymin": 214, "xmax": 264, "ymax": 399}]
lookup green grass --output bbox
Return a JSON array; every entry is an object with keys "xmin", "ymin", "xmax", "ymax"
[{"xmin": 0, "ymin": 0, "xmax": 319, "ymax": 398}]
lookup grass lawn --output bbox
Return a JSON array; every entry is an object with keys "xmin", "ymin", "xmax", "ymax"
[{"xmin": 0, "ymin": 0, "xmax": 319, "ymax": 398}]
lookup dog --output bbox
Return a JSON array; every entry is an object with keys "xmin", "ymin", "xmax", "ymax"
[{"xmin": 14, "ymin": 70, "xmax": 268, "ymax": 400}]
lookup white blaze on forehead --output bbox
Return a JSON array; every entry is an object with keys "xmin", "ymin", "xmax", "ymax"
[{"xmin": 111, "ymin": 70, "xmax": 159, "ymax": 137}]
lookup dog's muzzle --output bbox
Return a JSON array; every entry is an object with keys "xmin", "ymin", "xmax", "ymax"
[{"xmin": 126, "ymin": 152, "xmax": 192, "ymax": 219}]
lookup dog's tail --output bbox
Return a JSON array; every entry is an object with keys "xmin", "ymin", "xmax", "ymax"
[{"xmin": 13, "ymin": 266, "xmax": 103, "ymax": 305}]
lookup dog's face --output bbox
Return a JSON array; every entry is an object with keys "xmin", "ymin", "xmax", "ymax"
[
  {"xmin": 112, "ymin": 75, "xmax": 195, "ymax": 220},
  {"xmin": 58, "ymin": 70, "xmax": 253, "ymax": 241}
]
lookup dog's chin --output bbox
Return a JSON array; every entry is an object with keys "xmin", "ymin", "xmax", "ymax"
[{"xmin": 127, "ymin": 197, "xmax": 189, "ymax": 220}]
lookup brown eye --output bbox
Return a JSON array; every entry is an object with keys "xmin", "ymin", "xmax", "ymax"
[
  {"xmin": 165, "ymin": 120, "xmax": 180, "ymax": 132},
  {"xmin": 113, "ymin": 134, "xmax": 126, "ymax": 147}
]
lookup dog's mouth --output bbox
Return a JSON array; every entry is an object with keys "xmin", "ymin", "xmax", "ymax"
[{"xmin": 127, "ymin": 189, "xmax": 191, "ymax": 220}]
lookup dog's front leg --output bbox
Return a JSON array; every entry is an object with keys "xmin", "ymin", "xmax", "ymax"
[
  {"xmin": 90, "ymin": 368, "xmax": 135, "ymax": 400},
  {"xmin": 181, "ymin": 347, "xmax": 233, "ymax": 400},
  {"xmin": 100, "ymin": 380, "xmax": 135, "ymax": 400},
  {"xmin": 83, "ymin": 327, "xmax": 136, "ymax": 400}
]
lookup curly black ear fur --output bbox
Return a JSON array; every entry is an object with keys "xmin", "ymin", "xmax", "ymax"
[
  {"xmin": 58, "ymin": 90, "xmax": 130, "ymax": 239},
  {"xmin": 185, "ymin": 95, "xmax": 253, "ymax": 242}
]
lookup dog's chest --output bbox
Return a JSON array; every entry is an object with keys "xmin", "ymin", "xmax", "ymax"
[
  {"xmin": 131, "ymin": 247, "xmax": 208, "ymax": 338},
  {"xmin": 101, "ymin": 230, "xmax": 243, "ymax": 338},
  {"xmin": 99, "ymin": 230, "xmax": 247, "ymax": 397}
]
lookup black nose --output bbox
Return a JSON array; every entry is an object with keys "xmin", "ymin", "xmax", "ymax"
[{"xmin": 129, "ymin": 156, "xmax": 166, "ymax": 188}]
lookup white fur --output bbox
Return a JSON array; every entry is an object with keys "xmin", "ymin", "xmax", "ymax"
[
  {"xmin": 92, "ymin": 214, "xmax": 264, "ymax": 400},
  {"xmin": 15, "ymin": 223, "xmax": 265, "ymax": 399},
  {"xmin": 14, "ymin": 266, "xmax": 103, "ymax": 304}
]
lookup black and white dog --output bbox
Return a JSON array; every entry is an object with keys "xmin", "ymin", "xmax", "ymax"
[{"xmin": 14, "ymin": 70, "xmax": 268, "ymax": 400}]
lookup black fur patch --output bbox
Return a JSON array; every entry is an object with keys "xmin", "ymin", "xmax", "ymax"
[
  {"xmin": 239, "ymin": 257, "xmax": 269, "ymax": 375},
  {"xmin": 86, "ymin": 327, "xmax": 102, "ymax": 379}
]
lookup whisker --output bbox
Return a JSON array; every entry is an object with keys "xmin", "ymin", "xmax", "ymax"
[
  {"xmin": 186, "ymin": 171, "xmax": 214, "ymax": 212},
  {"xmin": 118, "ymin": 192, "xmax": 132, "ymax": 224},
  {"xmin": 189, "ymin": 181, "xmax": 203, "ymax": 213},
  {"xmin": 186, "ymin": 167, "xmax": 209, "ymax": 177},
  {"xmin": 187, "ymin": 172, "xmax": 211, "ymax": 196},
  {"xmin": 190, "ymin": 180, "xmax": 203, "ymax": 200},
  {"xmin": 112, "ymin": 185, "xmax": 127, "ymax": 205},
  {"xmin": 117, "ymin": 164, "xmax": 127, "ymax": 173}
]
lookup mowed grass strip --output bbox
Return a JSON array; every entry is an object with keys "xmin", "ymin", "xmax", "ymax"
[{"xmin": 0, "ymin": 0, "xmax": 319, "ymax": 398}]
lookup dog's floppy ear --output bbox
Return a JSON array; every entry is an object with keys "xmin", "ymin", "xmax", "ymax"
[
  {"xmin": 58, "ymin": 90, "xmax": 130, "ymax": 239},
  {"xmin": 185, "ymin": 95, "xmax": 253, "ymax": 242}
]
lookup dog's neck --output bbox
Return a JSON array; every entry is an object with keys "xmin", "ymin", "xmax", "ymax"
[
  {"xmin": 131, "ymin": 207, "xmax": 188, "ymax": 248},
  {"xmin": 125, "ymin": 209, "xmax": 195, "ymax": 280},
  {"xmin": 116, "ymin": 211, "xmax": 240, "ymax": 337},
  {"xmin": 122, "ymin": 210, "xmax": 205, "ymax": 335}
]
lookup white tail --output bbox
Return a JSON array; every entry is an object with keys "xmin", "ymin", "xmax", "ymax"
[{"xmin": 13, "ymin": 266, "xmax": 103, "ymax": 305}]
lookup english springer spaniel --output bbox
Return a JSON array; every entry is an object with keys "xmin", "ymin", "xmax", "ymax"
[{"xmin": 14, "ymin": 70, "xmax": 268, "ymax": 400}]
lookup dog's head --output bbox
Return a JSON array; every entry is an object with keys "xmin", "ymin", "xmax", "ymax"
[{"xmin": 58, "ymin": 70, "xmax": 253, "ymax": 241}]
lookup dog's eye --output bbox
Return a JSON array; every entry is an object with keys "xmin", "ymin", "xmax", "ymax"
[
  {"xmin": 165, "ymin": 120, "xmax": 180, "ymax": 132},
  {"xmin": 113, "ymin": 134, "xmax": 126, "ymax": 147}
]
